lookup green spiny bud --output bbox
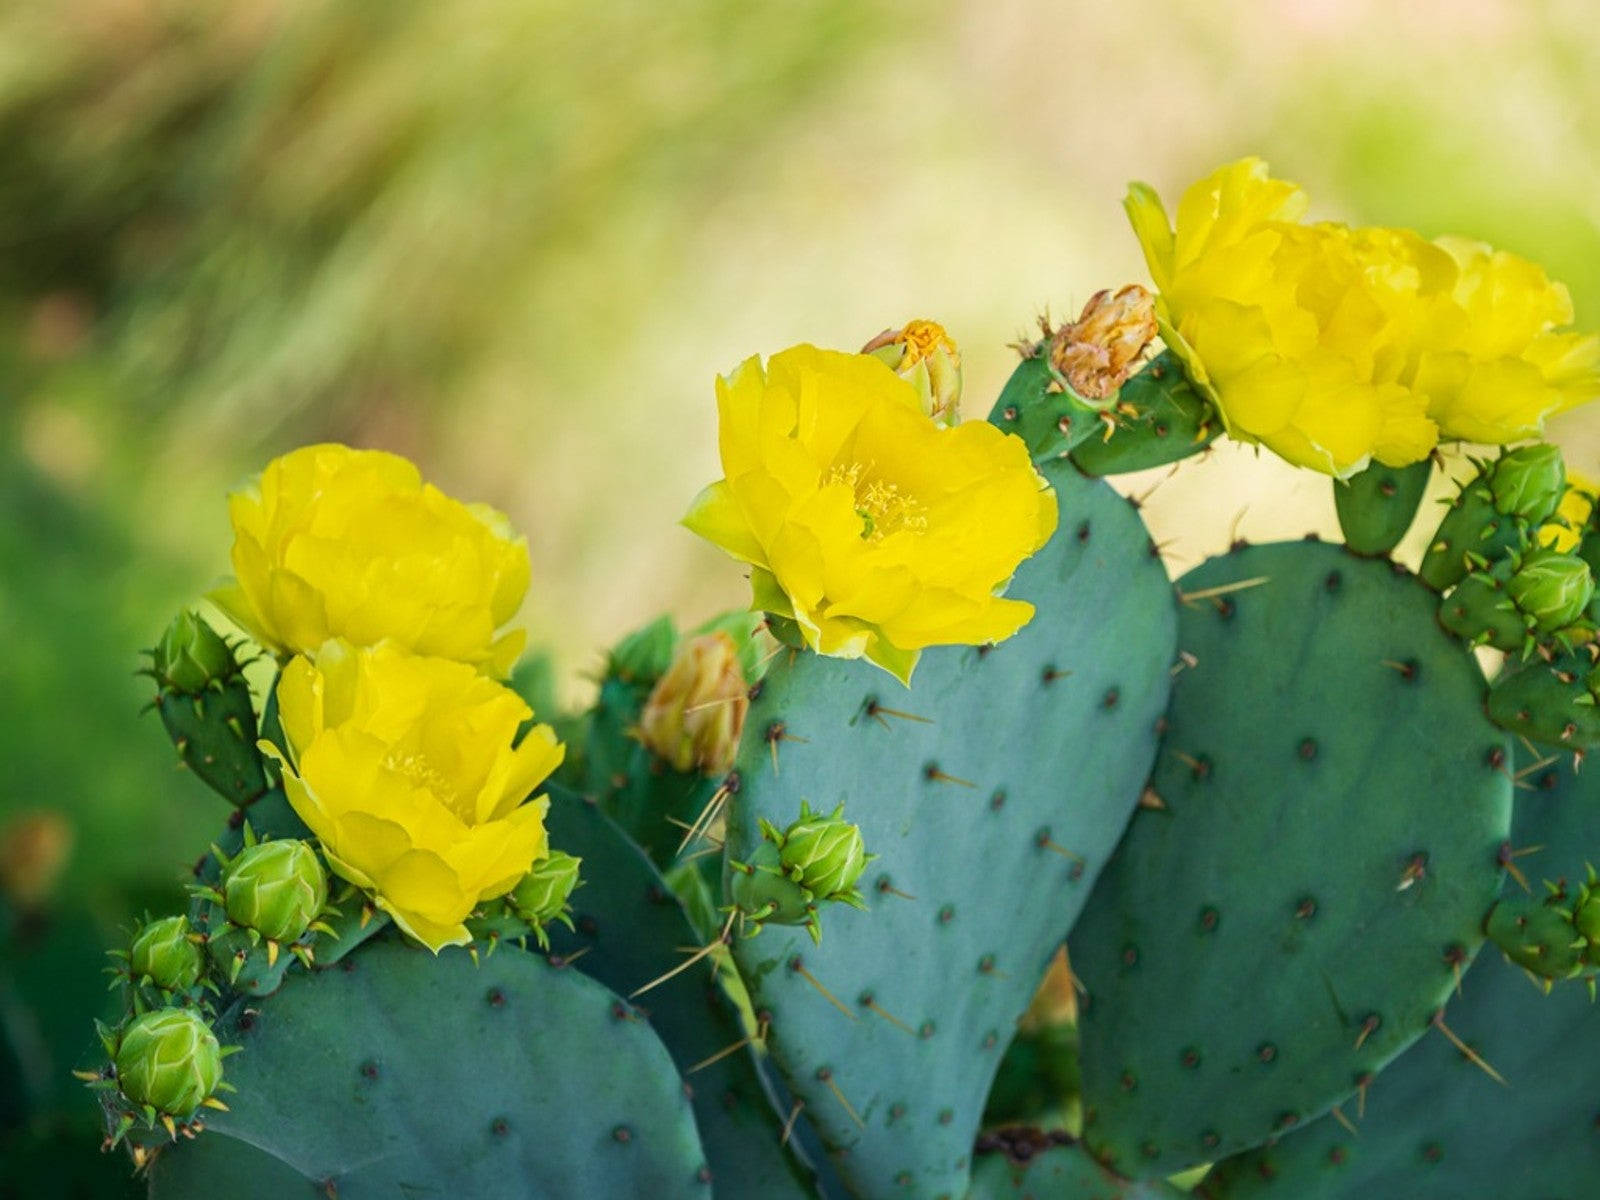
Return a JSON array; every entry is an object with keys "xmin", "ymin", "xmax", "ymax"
[
  {"xmin": 114, "ymin": 1009, "xmax": 223, "ymax": 1118},
  {"xmin": 1489, "ymin": 445, "xmax": 1566, "ymax": 524},
  {"xmin": 129, "ymin": 916, "xmax": 202, "ymax": 993},
  {"xmin": 223, "ymin": 840, "xmax": 327, "ymax": 943},
  {"xmin": 153, "ymin": 611, "xmax": 237, "ymax": 695},
  {"xmin": 1508, "ymin": 549, "xmax": 1595, "ymax": 633},
  {"xmin": 730, "ymin": 842, "xmax": 814, "ymax": 929},
  {"xmin": 1486, "ymin": 895, "xmax": 1586, "ymax": 980},
  {"xmin": 778, "ymin": 803, "xmax": 870, "ymax": 901},
  {"xmin": 510, "ymin": 851, "xmax": 582, "ymax": 927},
  {"xmin": 608, "ymin": 615, "xmax": 679, "ymax": 684}
]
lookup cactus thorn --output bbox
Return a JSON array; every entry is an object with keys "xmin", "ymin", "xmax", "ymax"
[
  {"xmin": 779, "ymin": 1098, "xmax": 806, "ymax": 1147},
  {"xmin": 687, "ymin": 1015, "xmax": 769, "ymax": 1074},
  {"xmin": 1138, "ymin": 787, "xmax": 1166, "ymax": 810},
  {"xmin": 629, "ymin": 909, "xmax": 735, "ymax": 998},
  {"xmin": 1431, "ymin": 1010, "xmax": 1508, "ymax": 1086},
  {"xmin": 1329, "ymin": 1105, "xmax": 1359, "ymax": 1137},
  {"xmin": 675, "ymin": 781, "xmax": 733, "ymax": 855},
  {"xmin": 923, "ymin": 764, "xmax": 976, "ymax": 788},
  {"xmin": 860, "ymin": 995, "xmax": 916, "ymax": 1035},
  {"xmin": 1177, "ymin": 576, "xmax": 1270, "ymax": 607},
  {"xmin": 863, "ymin": 698, "xmax": 932, "ymax": 728},
  {"xmin": 788, "ymin": 957, "xmax": 857, "ymax": 1021},
  {"xmin": 815, "ymin": 1068, "xmax": 865, "ymax": 1129},
  {"xmin": 1170, "ymin": 650, "xmax": 1199, "ymax": 677}
]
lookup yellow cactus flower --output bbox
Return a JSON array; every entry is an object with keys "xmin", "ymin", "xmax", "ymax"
[
  {"xmin": 682, "ymin": 344, "xmax": 1057, "ymax": 684},
  {"xmin": 212, "ymin": 444, "xmax": 530, "ymax": 675},
  {"xmin": 264, "ymin": 641, "xmax": 563, "ymax": 952},
  {"xmin": 1126, "ymin": 158, "xmax": 1600, "ymax": 477}
]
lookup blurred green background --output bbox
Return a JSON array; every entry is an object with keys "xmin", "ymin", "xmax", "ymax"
[{"xmin": 2, "ymin": 0, "xmax": 1598, "ymax": 1185}]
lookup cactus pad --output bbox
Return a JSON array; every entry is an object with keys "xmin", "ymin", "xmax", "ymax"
[
  {"xmin": 724, "ymin": 460, "xmax": 1178, "ymax": 1199},
  {"xmin": 1198, "ymin": 749, "xmax": 1600, "ymax": 1199},
  {"xmin": 147, "ymin": 940, "xmax": 710, "ymax": 1198},
  {"xmin": 1070, "ymin": 540, "xmax": 1513, "ymax": 1177}
]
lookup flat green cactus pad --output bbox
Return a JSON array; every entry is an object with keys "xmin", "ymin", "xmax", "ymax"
[
  {"xmin": 1197, "ymin": 748, "xmax": 1600, "ymax": 1199},
  {"xmin": 1070, "ymin": 540, "xmax": 1513, "ymax": 1177},
  {"xmin": 725, "ymin": 460, "xmax": 1179, "ymax": 1199},
  {"xmin": 146, "ymin": 939, "xmax": 709, "ymax": 1198}
]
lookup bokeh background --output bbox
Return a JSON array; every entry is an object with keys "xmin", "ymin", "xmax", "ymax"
[{"xmin": 2, "ymin": 0, "xmax": 1599, "ymax": 1186}]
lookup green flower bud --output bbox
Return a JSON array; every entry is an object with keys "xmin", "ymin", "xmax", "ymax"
[
  {"xmin": 114, "ymin": 1009, "xmax": 222, "ymax": 1117},
  {"xmin": 129, "ymin": 916, "xmax": 202, "ymax": 993},
  {"xmin": 1508, "ymin": 549, "xmax": 1595, "ymax": 633},
  {"xmin": 730, "ymin": 842, "xmax": 814, "ymax": 927},
  {"xmin": 510, "ymin": 851, "xmax": 582, "ymax": 926},
  {"xmin": 778, "ymin": 804, "xmax": 869, "ymax": 900},
  {"xmin": 223, "ymin": 840, "xmax": 327, "ymax": 943},
  {"xmin": 153, "ymin": 611, "xmax": 237, "ymax": 695},
  {"xmin": 1489, "ymin": 445, "xmax": 1566, "ymax": 524}
]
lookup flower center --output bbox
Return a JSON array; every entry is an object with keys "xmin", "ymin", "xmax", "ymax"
[
  {"xmin": 826, "ymin": 462, "xmax": 927, "ymax": 542},
  {"xmin": 384, "ymin": 750, "xmax": 459, "ymax": 809}
]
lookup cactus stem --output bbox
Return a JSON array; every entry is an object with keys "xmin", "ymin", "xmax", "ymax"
[
  {"xmin": 787, "ymin": 957, "xmax": 857, "ymax": 1022},
  {"xmin": 629, "ymin": 910, "xmax": 734, "ymax": 999},
  {"xmin": 1430, "ymin": 1010, "xmax": 1508, "ymax": 1086},
  {"xmin": 1177, "ymin": 576, "xmax": 1270, "ymax": 607}
]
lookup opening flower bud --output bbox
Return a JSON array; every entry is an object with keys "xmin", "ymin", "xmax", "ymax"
[
  {"xmin": 510, "ymin": 851, "xmax": 582, "ymax": 927},
  {"xmin": 129, "ymin": 916, "xmax": 203, "ymax": 993},
  {"xmin": 1049, "ymin": 285, "xmax": 1158, "ymax": 403},
  {"xmin": 636, "ymin": 632, "xmax": 750, "ymax": 776},
  {"xmin": 861, "ymin": 319, "xmax": 963, "ymax": 424},
  {"xmin": 222, "ymin": 840, "xmax": 328, "ymax": 944},
  {"xmin": 114, "ymin": 1008, "xmax": 223, "ymax": 1118},
  {"xmin": 1490, "ymin": 444, "xmax": 1566, "ymax": 523},
  {"xmin": 1508, "ymin": 549, "xmax": 1595, "ymax": 633},
  {"xmin": 153, "ymin": 611, "xmax": 237, "ymax": 695}
]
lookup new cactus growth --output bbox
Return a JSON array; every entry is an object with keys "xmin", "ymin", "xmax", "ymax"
[
  {"xmin": 85, "ymin": 1007, "xmax": 234, "ymax": 1146},
  {"xmin": 147, "ymin": 611, "xmax": 269, "ymax": 807},
  {"xmin": 1420, "ymin": 447, "xmax": 1566, "ymax": 591},
  {"xmin": 728, "ymin": 804, "xmax": 872, "ymax": 942}
]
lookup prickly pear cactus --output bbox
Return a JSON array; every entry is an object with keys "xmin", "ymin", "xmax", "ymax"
[
  {"xmin": 722, "ymin": 459, "xmax": 1178, "ymax": 1199},
  {"xmin": 147, "ymin": 940, "xmax": 711, "ymax": 1198},
  {"xmin": 1069, "ymin": 540, "xmax": 1513, "ymax": 1177},
  {"xmin": 1197, "ymin": 749, "xmax": 1600, "ymax": 1198}
]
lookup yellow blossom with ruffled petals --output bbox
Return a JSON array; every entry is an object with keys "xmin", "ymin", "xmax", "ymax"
[
  {"xmin": 265, "ymin": 641, "xmax": 563, "ymax": 951},
  {"xmin": 682, "ymin": 344, "xmax": 1057, "ymax": 683},
  {"xmin": 1126, "ymin": 158, "xmax": 1600, "ymax": 477},
  {"xmin": 212, "ymin": 444, "xmax": 530, "ymax": 675}
]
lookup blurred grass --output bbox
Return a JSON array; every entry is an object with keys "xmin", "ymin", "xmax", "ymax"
[{"xmin": 1, "ymin": 0, "xmax": 1599, "ymax": 1172}]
